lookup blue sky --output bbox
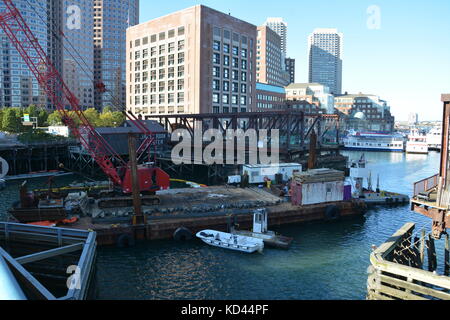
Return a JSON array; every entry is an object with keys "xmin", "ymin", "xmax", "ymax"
[{"xmin": 140, "ymin": 0, "xmax": 450, "ymax": 121}]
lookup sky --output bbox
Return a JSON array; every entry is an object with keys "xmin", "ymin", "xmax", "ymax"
[{"xmin": 139, "ymin": 0, "xmax": 450, "ymax": 121}]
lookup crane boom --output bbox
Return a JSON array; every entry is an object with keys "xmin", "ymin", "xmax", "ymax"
[{"xmin": 0, "ymin": 0, "xmax": 169, "ymax": 192}]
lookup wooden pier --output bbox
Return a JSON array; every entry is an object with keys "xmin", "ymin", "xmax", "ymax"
[
  {"xmin": 367, "ymin": 223, "xmax": 450, "ymax": 300},
  {"xmin": 0, "ymin": 222, "xmax": 97, "ymax": 300}
]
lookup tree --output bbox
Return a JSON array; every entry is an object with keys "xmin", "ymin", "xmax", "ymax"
[
  {"xmin": 47, "ymin": 110, "xmax": 63, "ymax": 126},
  {"xmin": 83, "ymin": 108, "xmax": 100, "ymax": 127},
  {"xmin": 0, "ymin": 108, "xmax": 4, "ymax": 131},
  {"xmin": 2, "ymin": 108, "xmax": 21, "ymax": 133}
]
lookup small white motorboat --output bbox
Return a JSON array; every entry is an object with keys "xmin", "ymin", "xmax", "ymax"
[{"xmin": 196, "ymin": 229, "xmax": 264, "ymax": 253}]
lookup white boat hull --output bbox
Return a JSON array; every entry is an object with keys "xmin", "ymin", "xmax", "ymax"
[
  {"xmin": 406, "ymin": 142, "xmax": 428, "ymax": 154},
  {"xmin": 196, "ymin": 230, "xmax": 264, "ymax": 253}
]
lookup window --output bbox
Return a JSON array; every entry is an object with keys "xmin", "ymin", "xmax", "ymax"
[
  {"xmin": 223, "ymin": 81, "xmax": 229, "ymax": 91},
  {"xmin": 159, "ymin": 69, "xmax": 165, "ymax": 79},
  {"xmin": 150, "ymin": 82, "xmax": 156, "ymax": 92},
  {"xmin": 232, "ymin": 82, "xmax": 239, "ymax": 93},
  {"xmin": 159, "ymin": 82, "xmax": 165, "ymax": 92},
  {"xmin": 168, "ymin": 80, "xmax": 175, "ymax": 91},
  {"xmin": 223, "ymin": 68, "xmax": 229, "ymax": 79},
  {"xmin": 168, "ymin": 29, "xmax": 175, "ymax": 38},
  {"xmin": 177, "ymin": 92, "xmax": 184, "ymax": 103},
  {"xmin": 142, "ymin": 72, "xmax": 148, "ymax": 82},
  {"xmin": 142, "ymin": 60, "xmax": 148, "ymax": 70},
  {"xmin": 241, "ymin": 60, "xmax": 247, "ymax": 69},
  {"xmin": 150, "ymin": 70, "xmax": 156, "ymax": 81},
  {"xmin": 159, "ymin": 94, "xmax": 165, "ymax": 103},
  {"xmin": 168, "ymin": 67, "xmax": 175, "ymax": 78},
  {"xmin": 135, "ymin": 62, "xmax": 140, "ymax": 72},
  {"xmin": 178, "ymin": 40, "xmax": 185, "ymax": 50},
  {"xmin": 177, "ymin": 79, "xmax": 184, "ymax": 90},
  {"xmin": 213, "ymin": 53, "xmax": 220, "ymax": 64},
  {"xmin": 242, "ymin": 49, "xmax": 248, "ymax": 59},
  {"xmin": 159, "ymin": 45, "xmax": 165, "ymax": 55},
  {"xmin": 213, "ymin": 40, "xmax": 221, "ymax": 51},
  {"xmin": 232, "ymin": 95, "xmax": 238, "ymax": 105},
  {"xmin": 142, "ymin": 49, "xmax": 148, "ymax": 58},
  {"xmin": 159, "ymin": 32, "xmax": 165, "ymax": 41},
  {"xmin": 168, "ymin": 42, "xmax": 175, "ymax": 53},
  {"xmin": 240, "ymin": 96, "xmax": 247, "ymax": 105},
  {"xmin": 232, "ymin": 70, "xmax": 239, "ymax": 80},
  {"xmin": 241, "ymin": 84, "xmax": 247, "ymax": 94},
  {"xmin": 135, "ymin": 51, "xmax": 140, "ymax": 59},
  {"xmin": 223, "ymin": 55, "xmax": 230, "ymax": 66},
  {"xmin": 241, "ymin": 71, "xmax": 247, "ymax": 82},
  {"xmin": 178, "ymin": 52, "xmax": 185, "ymax": 64},
  {"xmin": 213, "ymin": 80, "xmax": 220, "ymax": 91},
  {"xmin": 168, "ymin": 93, "xmax": 174, "ymax": 104},
  {"xmin": 223, "ymin": 43, "xmax": 230, "ymax": 54},
  {"xmin": 213, "ymin": 93, "xmax": 219, "ymax": 103},
  {"xmin": 232, "ymin": 57, "xmax": 239, "ymax": 68},
  {"xmin": 213, "ymin": 66, "xmax": 220, "ymax": 77},
  {"xmin": 168, "ymin": 54, "xmax": 175, "ymax": 66},
  {"xmin": 178, "ymin": 66, "xmax": 184, "ymax": 77},
  {"xmin": 232, "ymin": 46, "xmax": 239, "ymax": 55},
  {"xmin": 178, "ymin": 26, "xmax": 185, "ymax": 36},
  {"xmin": 159, "ymin": 56, "xmax": 165, "ymax": 67},
  {"xmin": 142, "ymin": 83, "xmax": 148, "ymax": 94},
  {"xmin": 151, "ymin": 47, "xmax": 156, "ymax": 56},
  {"xmin": 222, "ymin": 94, "xmax": 229, "ymax": 104}
]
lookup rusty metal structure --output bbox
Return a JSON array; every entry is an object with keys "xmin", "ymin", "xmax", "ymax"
[
  {"xmin": 411, "ymin": 94, "xmax": 450, "ymax": 239},
  {"xmin": 151, "ymin": 111, "xmax": 340, "ymax": 160}
]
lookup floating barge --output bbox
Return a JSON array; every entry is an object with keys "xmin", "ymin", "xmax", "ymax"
[{"xmin": 57, "ymin": 185, "xmax": 367, "ymax": 246}]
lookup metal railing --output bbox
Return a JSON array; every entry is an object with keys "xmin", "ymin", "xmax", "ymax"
[{"xmin": 413, "ymin": 174, "xmax": 439, "ymax": 197}]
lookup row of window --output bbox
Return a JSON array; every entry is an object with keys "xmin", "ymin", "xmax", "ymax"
[
  {"xmin": 132, "ymin": 40, "xmax": 185, "ymax": 60},
  {"xmin": 213, "ymin": 40, "xmax": 248, "ymax": 58},
  {"xmin": 133, "ymin": 53, "xmax": 185, "ymax": 70},
  {"xmin": 212, "ymin": 93, "xmax": 247, "ymax": 106},
  {"xmin": 133, "ymin": 80, "xmax": 185, "ymax": 93},
  {"xmin": 130, "ymin": 27, "xmax": 185, "ymax": 48},
  {"xmin": 212, "ymin": 106, "xmax": 247, "ymax": 114},
  {"xmin": 213, "ymin": 80, "xmax": 248, "ymax": 93},
  {"xmin": 133, "ymin": 66, "xmax": 185, "ymax": 82},
  {"xmin": 213, "ymin": 68, "xmax": 247, "ymax": 81},
  {"xmin": 134, "ymin": 92, "xmax": 185, "ymax": 105},
  {"xmin": 132, "ymin": 106, "xmax": 185, "ymax": 115},
  {"xmin": 212, "ymin": 53, "xmax": 248, "ymax": 70}
]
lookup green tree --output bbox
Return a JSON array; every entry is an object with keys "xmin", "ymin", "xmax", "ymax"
[
  {"xmin": 2, "ymin": 108, "xmax": 21, "ymax": 133},
  {"xmin": 0, "ymin": 108, "xmax": 4, "ymax": 131},
  {"xmin": 83, "ymin": 108, "xmax": 100, "ymax": 126},
  {"xmin": 47, "ymin": 110, "xmax": 63, "ymax": 126}
]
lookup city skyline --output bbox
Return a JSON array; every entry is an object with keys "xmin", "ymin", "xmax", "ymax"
[{"xmin": 140, "ymin": 0, "xmax": 450, "ymax": 121}]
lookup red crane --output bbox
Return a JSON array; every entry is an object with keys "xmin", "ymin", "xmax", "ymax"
[{"xmin": 0, "ymin": 0, "xmax": 170, "ymax": 194}]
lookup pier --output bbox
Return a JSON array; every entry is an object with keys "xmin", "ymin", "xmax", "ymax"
[{"xmin": 0, "ymin": 222, "xmax": 97, "ymax": 300}]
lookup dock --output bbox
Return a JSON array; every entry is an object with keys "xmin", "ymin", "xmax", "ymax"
[
  {"xmin": 0, "ymin": 222, "xmax": 97, "ymax": 300},
  {"xmin": 63, "ymin": 186, "xmax": 367, "ymax": 246}
]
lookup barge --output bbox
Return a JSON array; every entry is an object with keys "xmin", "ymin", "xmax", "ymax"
[{"xmin": 7, "ymin": 183, "xmax": 367, "ymax": 247}]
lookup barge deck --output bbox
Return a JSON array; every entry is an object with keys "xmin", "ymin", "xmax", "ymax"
[{"xmin": 64, "ymin": 186, "xmax": 367, "ymax": 246}]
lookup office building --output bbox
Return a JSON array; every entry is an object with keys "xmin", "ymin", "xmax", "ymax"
[
  {"xmin": 0, "ymin": 1, "xmax": 51, "ymax": 108},
  {"xmin": 308, "ymin": 28, "xmax": 343, "ymax": 95},
  {"xmin": 94, "ymin": 0, "xmax": 139, "ymax": 110},
  {"xmin": 126, "ymin": 5, "xmax": 257, "ymax": 116},
  {"xmin": 256, "ymin": 26, "xmax": 289, "ymax": 87},
  {"xmin": 285, "ymin": 57, "xmax": 295, "ymax": 84},
  {"xmin": 286, "ymin": 83, "xmax": 334, "ymax": 114},
  {"xmin": 63, "ymin": 0, "xmax": 94, "ymax": 109},
  {"xmin": 264, "ymin": 18, "xmax": 287, "ymax": 55}
]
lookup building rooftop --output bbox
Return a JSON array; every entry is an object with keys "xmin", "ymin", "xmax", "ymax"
[
  {"xmin": 286, "ymin": 83, "xmax": 325, "ymax": 89},
  {"xmin": 256, "ymin": 82, "xmax": 285, "ymax": 94}
]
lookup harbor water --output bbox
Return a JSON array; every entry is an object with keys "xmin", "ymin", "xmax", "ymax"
[{"xmin": 0, "ymin": 151, "xmax": 443, "ymax": 299}]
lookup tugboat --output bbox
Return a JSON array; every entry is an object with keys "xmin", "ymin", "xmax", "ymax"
[{"xmin": 348, "ymin": 154, "xmax": 409, "ymax": 205}]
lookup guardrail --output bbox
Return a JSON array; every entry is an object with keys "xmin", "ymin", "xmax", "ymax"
[
  {"xmin": 413, "ymin": 174, "xmax": 439, "ymax": 197},
  {"xmin": 0, "ymin": 223, "xmax": 96, "ymax": 300},
  {"xmin": 367, "ymin": 223, "xmax": 450, "ymax": 300}
]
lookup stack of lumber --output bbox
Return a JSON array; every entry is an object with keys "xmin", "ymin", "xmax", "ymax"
[{"xmin": 293, "ymin": 168, "xmax": 345, "ymax": 184}]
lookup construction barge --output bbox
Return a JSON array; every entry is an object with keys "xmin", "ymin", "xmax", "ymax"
[{"xmin": 7, "ymin": 184, "xmax": 367, "ymax": 247}]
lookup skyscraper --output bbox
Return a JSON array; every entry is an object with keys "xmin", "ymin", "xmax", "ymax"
[
  {"xmin": 263, "ymin": 18, "xmax": 287, "ymax": 55},
  {"xmin": 285, "ymin": 58, "xmax": 295, "ymax": 84},
  {"xmin": 256, "ymin": 26, "xmax": 289, "ymax": 87},
  {"xmin": 308, "ymin": 28, "xmax": 343, "ymax": 95},
  {"xmin": 0, "ymin": 1, "xmax": 51, "ymax": 108},
  {"xmin": 126, "ymin": 5, "xmax": 257, "ymax": 116},
  {"xmin": 94, "ymin": 0, "xmax": 139, "ymax": 110},
  {"xmin": 63, "ymin": 1, "xmax": 94, "ymax": 109}
]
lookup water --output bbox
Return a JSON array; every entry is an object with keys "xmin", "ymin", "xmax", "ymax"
[{"xmin": 0, "ymin": 151, "xmax": 444, "ymax": 300}]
